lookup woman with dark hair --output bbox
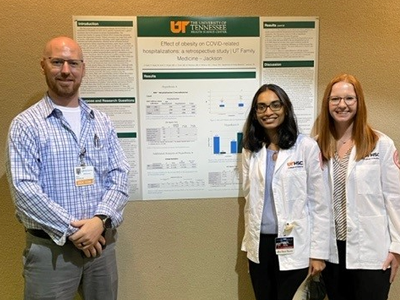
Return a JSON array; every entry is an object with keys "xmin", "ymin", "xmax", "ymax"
[
  {"xmin": 241, "ymin": 84, "xmax": 330, "ymax": 300},
  {"xmin": 314, "ymin": 73, "xmax": 400, "ymax": 300}
]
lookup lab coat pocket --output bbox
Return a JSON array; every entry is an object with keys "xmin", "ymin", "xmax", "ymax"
[
  {"xmin": 359, "ymin": 215, "xmax": 387, "ymax": 262},
  {"xmin": 283, "ymin": 170, "xmax": 307, "ymax": 204},
  {"xmin": 355, "ymin": 165, "xmax": 381, "ymax": 195},
  {"xmin": 292, "ymin": 216, "xmax": 309, "ymax": 259}
]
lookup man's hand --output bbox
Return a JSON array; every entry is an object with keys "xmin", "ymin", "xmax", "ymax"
[
  {"xmin": 69, "ymin": 217, "xmax": 106, "ymax": 257},
  {"xmin": 81, "ymin": 238, "xmax": 106, "ymax": 258},
  {"xmin": 383, "ymin": 252, "xmax": 400, "ymax": 283}
]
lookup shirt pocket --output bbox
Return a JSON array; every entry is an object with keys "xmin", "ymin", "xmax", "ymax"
[{"xmin": 88, "ymin": 132, "xmax": 109, "ymax": 168}]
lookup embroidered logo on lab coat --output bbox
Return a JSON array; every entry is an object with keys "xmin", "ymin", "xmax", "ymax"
[
  {"xmin": 364, "ymin": 152, "xmax": 379, "ymax": 160},
  {"xmin": 287, "ymin": 161, "xmax": 303, "ymax": 169}
]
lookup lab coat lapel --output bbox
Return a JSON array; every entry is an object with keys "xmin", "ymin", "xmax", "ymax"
[
  {"xmin": 347, "ymin": 146, "xmax": 357, "ymax": 178},
  {"xmin": 275, "ymin": 148, "xmax": 291, "ymax": 172}
]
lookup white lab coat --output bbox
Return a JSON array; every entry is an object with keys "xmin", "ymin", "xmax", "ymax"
[
  {"xmin": 241, "ymin": 134, "xmax": 330, "ymax": 270},
  {"xmin": 326, "ymin": 131, "xmax": 400, "ymax": 269}
]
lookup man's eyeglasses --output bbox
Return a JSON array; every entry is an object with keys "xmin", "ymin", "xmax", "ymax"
[
  {"xmin": 328, "ymin": 96, "xmax": 357, "ymax": 106},
  {"xmin": 255, "ymin": 100, "xmax": 283, "ymax": 113},
  {"xmin": 46, "ymin": 57, "xmax": 84, "ymax": 69}
]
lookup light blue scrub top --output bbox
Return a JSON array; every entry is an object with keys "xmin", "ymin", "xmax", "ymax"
[{"xmin": 260, "ymin": 148, "xmax": 278, "ymax": 234}]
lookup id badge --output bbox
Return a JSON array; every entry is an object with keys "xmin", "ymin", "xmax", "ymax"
[
  {"xmin": 275, "ymin": 237, "xmax": 294, "ymax": 255},
  {"xmin": 75, "ymin": 166, "xmax": 95, "ymax": 186}
]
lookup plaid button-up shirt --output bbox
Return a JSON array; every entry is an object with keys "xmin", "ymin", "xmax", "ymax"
[{"xmin": 6, "ymin": 94, "xmax": 130, "ymax": 245}]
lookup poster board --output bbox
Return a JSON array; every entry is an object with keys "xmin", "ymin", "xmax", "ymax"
[{"xmin": 73, "ymin": 16, "xmax": 319, "ymax": 200}]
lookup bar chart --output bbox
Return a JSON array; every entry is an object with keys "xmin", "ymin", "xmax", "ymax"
[{"xmin": 212, "ymin": 132, "xmax": 243, "ymax": 154}]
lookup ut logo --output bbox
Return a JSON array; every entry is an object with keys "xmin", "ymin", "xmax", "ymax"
[{"xmin": 170, "ymin": 21, "xmax": 190, "ymax": 33}]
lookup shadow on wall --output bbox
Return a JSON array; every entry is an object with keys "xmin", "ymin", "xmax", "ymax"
[
  {"xmin": 1, "ymin": 174, "xmax": 25, "ymax": 300},
  {"xmin": 234, "ymin": 138, "xmax": 255, "ymax": 300},
  {"xmin": 235, "ymin": 197, "xmax": 255, "ymax": 300}
]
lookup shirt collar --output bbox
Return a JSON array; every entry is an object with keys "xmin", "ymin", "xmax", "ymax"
[{"xmin": 43, "ymin": 93, "xmax": 95, "ymax": 120}]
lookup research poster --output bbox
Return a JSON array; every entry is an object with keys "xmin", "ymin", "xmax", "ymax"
[
  {"xmin": 73, "ymin": 16, "xmax": 318, "ymax": 200},
  {"xmin": 260, "ymin": 17, "xmax": 319, "ymax": 132}
]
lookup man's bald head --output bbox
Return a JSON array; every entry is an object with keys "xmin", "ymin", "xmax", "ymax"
[{"xmin": 43, "ymin": 36, "xmax": 83, "ymax": 60}]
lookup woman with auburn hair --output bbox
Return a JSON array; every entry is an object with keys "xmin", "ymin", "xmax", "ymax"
[
  {"xmin": 314, "ymin": 73, "xmax": 400, "ymax": 300},
  {"xmin": 241, "ymin": 83, "xmax": 330, "ymax": 300}
]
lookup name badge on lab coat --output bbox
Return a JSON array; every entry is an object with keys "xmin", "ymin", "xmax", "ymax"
[{"xmin": 275, "ymin": 237, "xmax": 294, "ymax": 255}]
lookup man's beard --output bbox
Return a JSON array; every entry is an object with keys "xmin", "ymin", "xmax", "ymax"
[{"xmin": 46, "ymin": 75, "xmax": 81, "ymax": 98}]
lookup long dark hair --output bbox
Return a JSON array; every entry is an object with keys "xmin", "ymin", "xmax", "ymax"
[{"xmin": 243, "ymin": 84, "xmax": 298, "ymax": 152}]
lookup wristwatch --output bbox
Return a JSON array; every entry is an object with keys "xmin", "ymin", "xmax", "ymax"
[{"xmin": 95, "ymin": 215, "xmax": 112, "ymax": 229}]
